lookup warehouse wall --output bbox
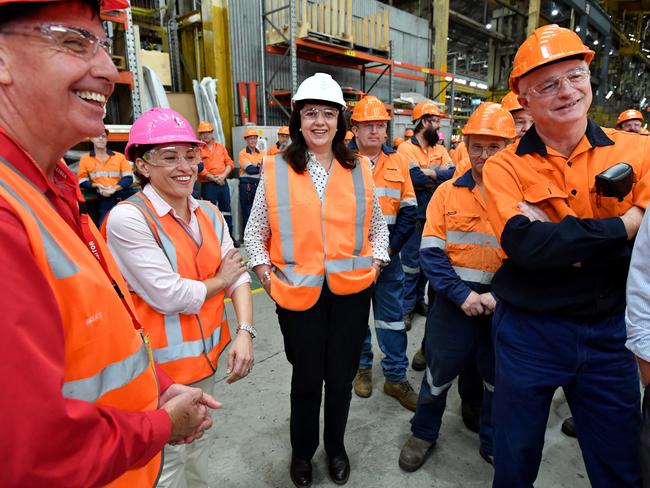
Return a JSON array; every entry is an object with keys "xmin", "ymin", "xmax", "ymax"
[{"xmin": 228, "ymin": 0, "xmax": 430, "ymax": 126}]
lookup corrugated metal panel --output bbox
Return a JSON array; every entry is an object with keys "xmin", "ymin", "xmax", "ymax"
[{"xmin": 228, "ymin": 0, "xmax": 431, "ymax": 126}]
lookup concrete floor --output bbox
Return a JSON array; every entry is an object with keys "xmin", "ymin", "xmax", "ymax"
[{"xmin": 206, "ymin": 292, "xmax": 590, "ymax": 487}]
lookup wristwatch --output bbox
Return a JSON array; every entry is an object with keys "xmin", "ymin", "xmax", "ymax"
[{"xmin": 237, "ymin": 323, "xmax": 257, "ymax": 339}]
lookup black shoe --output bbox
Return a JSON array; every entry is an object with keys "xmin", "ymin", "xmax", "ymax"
[
  {"xmin": 561, "ymin": 416, "xmax": 577, "ymax": 438},
  {"xmin": 461, "ymin": 401, "xmax": 481, "ymax": 434},
  {"xmin": 328, "ymin": 452, "xmax": 350, "ymax": 485},
  {"xmin": 411, "ymin": 348, "xmax": 426, "ymax": 372},
  {"xmin": 414, "ymin": 301, "xmax": 429, "ymax": 317},
  {"xmin": 290, "ymin": 454, "xmax": 312, "ymax": 488},
  {"xmin": 479, "ymin": 448, "xmax": 494, "ymax": 466}
]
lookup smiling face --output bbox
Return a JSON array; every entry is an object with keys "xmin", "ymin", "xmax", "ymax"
[
  {"xmin": 517, "ymin": 59, "xmax": 591, "ymax": 131},
  {"xmin": 300, "ymin": 103, "xmax": 339, "ymax": 153},
  {"xmin": 135, "ymin": 143, "xmax": 199, "ymax": 204},
  {"xmin": 0, "ymin": 1, "xmax": 118, "ymax": 144}
]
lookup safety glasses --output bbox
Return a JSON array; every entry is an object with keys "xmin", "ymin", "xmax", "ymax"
[
  {"xmin": 527, "ymin": 67, "xmax": 590, "ymax": 97},
  {"xmin": 144, "ymin": 146, "xmax": 201, "ymax": 167}
]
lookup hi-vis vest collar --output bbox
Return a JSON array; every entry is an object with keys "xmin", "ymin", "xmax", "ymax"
[{"xmin": 516, "ymin": 119, "xmax": 614, "ymax": 156}]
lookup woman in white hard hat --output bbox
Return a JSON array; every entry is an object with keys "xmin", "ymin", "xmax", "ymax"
[{"xmin": 245, "ymin": 73, "xmax": 389, "ymax": 487}]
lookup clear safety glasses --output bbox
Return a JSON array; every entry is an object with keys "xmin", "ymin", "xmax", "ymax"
[
  {"xmin": 467, "ymin": 144, "xmax": 504, "ymax": 158},
  {"xmin": 144, "ymin": 146, "xmax": 201, "ymax": 167},
  {"xmin": 300, "ymin": 107, "xmax": 339, "ymax": 121},
  {"xmin": 527, "ymin": 68, "xmax": 590, "ymax": 97},
  {"xmin": 0, "ymin": 23, "xmax": 112, "ymax": 60}
]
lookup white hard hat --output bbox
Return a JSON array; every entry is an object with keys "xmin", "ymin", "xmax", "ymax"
[{"xmin": 292, "ymin": 73, "xmax": 346, "ymax": 111}]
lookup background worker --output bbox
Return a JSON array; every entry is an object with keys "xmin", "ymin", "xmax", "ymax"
[
  {"xmin": 238, "ymin": 127, "xmax": 263, "ymax": 231},
  {"xmin": 484, "ymin": 24, "xmax": 650, "ymax": 487},
  {"xmin": 500, "ymin": 90, "xmax": 534, "ymax": 138},
  {"xmin": 198, "ymin": 120, "xmax": 235, "ymax": 234},
  {"xmin": 245, "ymin": 73, "xmax": 389, "ymax": 487},
  {"xmin": 344, "ymin": 129, "xmax": 354, "ymax": 146},
  {"xmin": 405, "ymin": 128, "xmax": 414, "ymax": 139},
  {"xmin": 349, "ymin": 96, "xmax": 418, "ymax": 411},
  {"xmin": 77, "ymin": 129, "xmax": 134, "ymax": 224},
  {"xmin": 393, "ymin": 136, "xmax": 404, "ymax": 148},
  {"xmin": 268, "ymin": 125, "xmax": 291, "ymax": 155},
  {"xmin": 399, "ymin": 102, "xmax": 515, "ymax": 472},
  {"xmin": 616, "ymin": 109, "xmax": 645, "ymax": 133},
  {"xmin": 449, "ymin": 137, "xmax": 468, "ymax": 166},
  {"xmin": 106, "ymin": 108, "xmax": 254, "ymax": 488},
  {"xmin": 0, "ymin": 0, "xmax": 216, "ymax": 485},
  {"xmin": 397, "ymin": 101, "xmax": 455, "ymax": 329}
]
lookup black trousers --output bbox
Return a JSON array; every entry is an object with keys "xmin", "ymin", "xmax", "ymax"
[{"xmin": 277, "ymin": 281, "xmax": 373, "ymax": 460}]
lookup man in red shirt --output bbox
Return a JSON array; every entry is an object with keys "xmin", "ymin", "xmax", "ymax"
[
  {"xmin": 198, "ymin": 121, "xmax": 235, "ymax": 233},
  {"xmin": 0, "ymin": 0, "xmax": 219, "ymax": 485}
]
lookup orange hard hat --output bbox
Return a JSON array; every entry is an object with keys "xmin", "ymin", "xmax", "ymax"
[
  {"xmin": 393, "ymin": 137, "xmax": 404, "ymax": 147},
  {"xmin": 509, "ymin": 24, "xmax": 594, "ymax": 94},
  {"xmin": 500, "ymin": 91, "xmax": 523, "ymax": 113},
  {"xmin": 405, "ymin": 129, "xmax": 414, "ymax": 138},
  {"xmin": 277, "ymin": 126, "xmax": 290, "ymax": 135},
  {"xmin": 344, "ymin": 130, "xmax": 354, "ymax": 141},
  {"xmin": 462, "ymin": 102, "xmax": 516, "ymax": 139},
  {"xmin": 351, "ymin": 96, "xmax": 390, "ymax": 123},
  {"xmin": 412, "ymin": 101, "xmax": 446, "ymax": 122},
  {"xmin": 616, "ymin": 109, "xmax": 644, "ymax": 128},
  {"xmin": 197, "ymin": 121, "xmax": 213, "ymax": 133},
  {"xmin": 0, "ymin": 0, "xmax": 129, "ymax": 10},
  {"xmin": 243, "ymin": 127, "xmax": 258, "ymax": 139}
]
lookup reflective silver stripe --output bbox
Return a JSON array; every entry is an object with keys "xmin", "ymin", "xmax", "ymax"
[
  {"xmin": 78, "ymin": 177, "xmax": 90, "ymax": 184},
  {"xmin": 240, "ymin": 174, "xmax": 261, "ymax": 180},
  {"xmin": 153, "ymin": 324, "xmax": 223, "ymax": 364},
  {"xmin": 426, "ymin": 366, "xmax": 453, "ymax": 396},
  {"xmin": 420, "ymin": 236, "xmax": 446, "ymax": 250},
  {"xmin": 197, "ymin": 200, "xmax": 224, "ymax": 244},
  {"xmin": 274, "ymin": 156, "xmax": 295, "ymax": 265},
  {"xmin": 483, "ymin": 380, "xmax": 494, "ymax": 393},
  {"xmin": 89, "ymin": 171, "xmax": 123, "ymax": 178},
  {"xmin": 402, "ymin": 264, "xmax": 420, "ymax": 274},
  {"xmin": 452, "ymin": 266, "xmax": 494, "ymax": 284},
  {"xmin": 408, "ymin": 161, "xmax": 419, "ymax": 169},
  {"xmin": 62, "ymin": 340, "xmax": 150, "ymax": 402},
  {"xmin": 376, "ymin": 320, "xmax": 405, "ymax": 331},
  {"xmin": 121, "ymin": 172, "xmax": 134, "ymax": 178},
  {"xmin": 280, "ymin": 264, "xmax": 323, "ymax": 287},
  {"xmin": 0, "ymin": 178, "xmax": 79, "ymax": 279},
  {"xmin": 447, "ymin": 230, "xmax": 499, "ymax": 248},
  {"xmin": 400, "ymin": 197, "xmax": 417, "ymax": 208},
  {"xmin": 383, "ymin": 214, "xmax": 397, "ymax": 225},
  {"xmin": 375, "ymin": 186, "xmax": 401, "ymax": 199},
  {"xmin": 350, "ymin": 163, "xmax": 366, "ymax": 256},
  {"xmin": 325, "ymin": 255, "xmax": 373, "ymax": 274}
]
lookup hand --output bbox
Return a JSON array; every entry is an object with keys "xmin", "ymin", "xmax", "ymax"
[
  {"xmin": 226, "ymin": 331, "xmax": 254, "ymax": 384},
  {"xmin": 517, "ymin": 202, "xmax": 551, "ymax": 222},
  {"xmin": 421, "ymin": 167, "xmax": 437, "ymax": 179},
  {"xmin": 371, "ymin": 262, "xmax": 381, "ymax": 284},
  {"xmin": 216, "ymin": 249, "xmax": 248, "ymax": 289},
  {"xmin": 161, "ymin": 386, "xmax": 221, "ymax": 444},
  {"xmin": 479, "ymin": 293, "xmax": 497, "ymax": 314},
  {"xmin": 637, "ymin": 357, "xmax": 650, "ymax": 387},
  {"xmin": 440, "ymin": 161, "xmax": 453, "ymax": 170},
  {"xmin": 460, "ymin": 291, "xmax": 484, "ymax": 317},
  {"xmin": 620, "ymin": 206, "xmax": 644, "ymax": 240}
]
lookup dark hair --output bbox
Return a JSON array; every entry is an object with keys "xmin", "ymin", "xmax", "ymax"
[
  {"xmin": 283, "ymin": 99, "xmax": 357, "ymax": 173},
  {"xmin": 129, "ymin": 144, "xmax": 156, "ymax": 187},
  {"xmin": 414, "ymin": 120, "xmax": 425, "ymax": 134},
  {"xmin": 0, "ymin": 0, "xmax": 100, "ymax": 28}
]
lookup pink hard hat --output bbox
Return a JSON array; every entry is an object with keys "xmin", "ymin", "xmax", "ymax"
[{"xmin": 125, "ymin": 108, "xmax": 204, "ymax": 161}]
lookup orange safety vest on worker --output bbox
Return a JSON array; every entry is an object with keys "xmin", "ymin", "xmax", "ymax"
[
  {"xmin": 373, "ymin": 148, "xmax": 416, "ymax": 225},
  {"xmin": 421, "ymin": 169, "xmax": 503, "ymax": 285},
  {"xmin": 0, "ymin": 158, "xmax": 162, "ymax": 488},
  {"xmin": 484, "ymin": 122, "xmax": 650, "ymax": 238},
  {"xmin": 267, "ymin": 142, "xmax": 283, "ymax": 156},
  {"xmin": 116, "ymin": 193, "xmax": 231, "ymax": 385},
  {"xmin": 78, "ymin": 149, "xmax": 133, "ymax": 187},
  {"xmin": 263, "ymin": 154, "xmax": 376, "ymax": 311},
  {"xmin": 239, "ymin": 147, "xmax": 264, "ymax": 180},
  {"xmin": 199, "ymin": 141, "xmax": 234, "ymax": 183},
  {"xmin": 397, "ymin": 136, "xmax": 453, "ymax": 170},
  {"xmin": 450, "ymin": 140, "xmax": 469, "ymax": 166}
]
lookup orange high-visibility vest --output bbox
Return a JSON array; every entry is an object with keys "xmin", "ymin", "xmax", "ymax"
[
  {"xmin": 264, "ymin": 154, "xmax": 376, "ymax": 311},
  {"xmin": 373, "ymin": 150, "xmax": 416, "ymax": 225},
  {"xmin": 119, "ymin": 193, "xmax": 231, "ymax": 385},
  {"xmin": 0, "ymin": 157, "xmax": 162, "ymax": 488}
]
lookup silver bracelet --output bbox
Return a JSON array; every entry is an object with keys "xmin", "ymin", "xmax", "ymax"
[{"xmin": 262, "ymin": 270, "xmax": 272, "ymax": 284}]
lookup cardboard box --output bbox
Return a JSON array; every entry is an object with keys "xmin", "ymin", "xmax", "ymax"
[{"xmin": 139, "ymin": 49, "xmax": 171, "ymax": 86}]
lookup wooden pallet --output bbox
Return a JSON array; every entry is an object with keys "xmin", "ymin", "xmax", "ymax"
[
  {"xmin": 305, "ymin": 29, "xmax": 353, "ymax": 49},
  {"xmin": 353, "ymin": 44, "xmax": 389, "ymax": 58}
]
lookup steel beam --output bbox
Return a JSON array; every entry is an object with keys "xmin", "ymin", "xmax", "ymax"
[{"xmin": 432, "ymin": 0, "xmax": 450, "ymax": 104}]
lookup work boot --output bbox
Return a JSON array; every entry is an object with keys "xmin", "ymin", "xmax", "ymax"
[
  {"xmin": 353, "ymin": 368, "xmax": 372, "ymax": 398},
  {"xmin": 561, "ymin": 416, "xmax": 577, "ymax": 438},
  {"xmin": 404, "ymin": 312, "xmax": 413, "ymax": 331},
  {"xmin": 398, "ymin": 435, "xmax": 434, "ymax": 472},
  {"xmin": 461, "ymin": 401, "xmax": 481, "ymax": 434},
  {"xmin": 384, "ymin": 380, "xmax": 418, "ymax": 412},
  {"xmin": 414, "ymin": 301, "xmax": 429, "ymax": 317},
  {"xmin": 479, "ymin": 448, "xmax": 494, "ymax": 466},
  {"xmin": 411, "ymin": 348, "xmax": 426, "ymax": 371}
]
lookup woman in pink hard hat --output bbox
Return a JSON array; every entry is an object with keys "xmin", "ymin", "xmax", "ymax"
[{"xmin": 104, "ymin": 108, "xmax": 255, "ymax": 488}]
